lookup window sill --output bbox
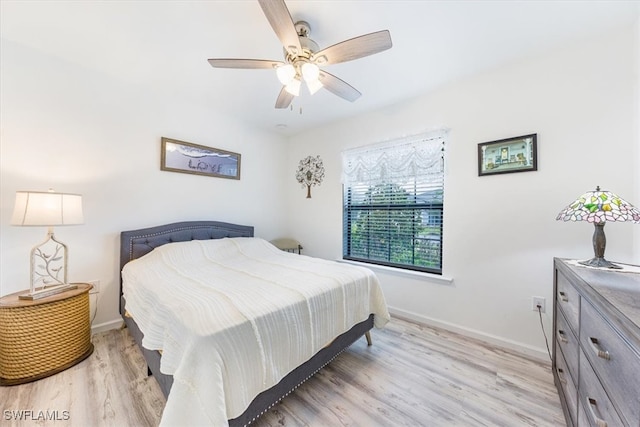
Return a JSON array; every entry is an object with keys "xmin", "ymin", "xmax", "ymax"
[{"xmin": 338, "ymin": 259, "xmax": 454, "ymax": 285}]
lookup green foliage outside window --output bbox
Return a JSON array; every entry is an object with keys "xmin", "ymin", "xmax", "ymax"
[{"xmin": 344, "ymin": 183, "xmax": 443, "ymax": 273}]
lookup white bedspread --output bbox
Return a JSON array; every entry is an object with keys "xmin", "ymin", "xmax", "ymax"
[{"xmin": 122, "ymin": 237, "xmax": 390, "ymax": 426}]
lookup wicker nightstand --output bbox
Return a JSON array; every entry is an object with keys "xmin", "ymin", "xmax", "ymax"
[{"xmin": 0, "ymin": 283, "xmax": 94, "ymax": 385}]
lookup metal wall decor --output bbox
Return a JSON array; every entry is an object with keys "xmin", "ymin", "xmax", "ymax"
[{"xmin": 296, "ymin": 155, "xmax": 325, "ymax": 198}]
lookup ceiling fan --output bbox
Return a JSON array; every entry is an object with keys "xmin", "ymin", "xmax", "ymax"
[{"xmin": 207, "ymin": 0, "xmax": 392, "ymax": 109}]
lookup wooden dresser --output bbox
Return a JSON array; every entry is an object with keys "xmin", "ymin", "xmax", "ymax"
[{"xmin": 553, "ymin": 258, "xmax": 640, "ymax": 426}]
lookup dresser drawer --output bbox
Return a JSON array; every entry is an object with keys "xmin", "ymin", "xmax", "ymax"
[
  {"xmin": 578, "ymin": 348, "xmax": 625, "ymax": 427},
  {"xmin": 556, "ymin": 270, "xmax": 580, "ymax": 334},
  {"xmin": 556, "ymin": 308, "xmax": 579, "ymax": 380},
  {"xmin": 580, "ymin": 299, "xmax": 640, "ymax": 426},
  {"xmin": 577, "ymin": 402, "xmax": 589, "ymax": 427},
  {"xmin": 555, "ymin": 346, "xmax": 578, "ymax": 426}
]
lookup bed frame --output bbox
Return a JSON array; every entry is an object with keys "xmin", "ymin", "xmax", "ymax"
[{"xmin": 119, "ymin": 221, "xmax": 374, "ymax": 426}]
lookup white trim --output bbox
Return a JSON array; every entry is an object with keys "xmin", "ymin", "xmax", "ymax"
[
  {"xmin": 338, "ymin": 259, "xmax": 453, "ymax": 285},
  {"xmin": 388, "ymin": 306, "xmax": 551, "ymax": 364},
  {"xmin": 91, "ymin": 318, "xmax": 123, "ymax": 334}
]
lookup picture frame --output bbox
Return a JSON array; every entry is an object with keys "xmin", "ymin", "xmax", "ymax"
[
  {"xmin": 161, "ymin": 137, "xmax": 241, "ymax": 180},
  {"xmin": 478, "ymin": 133, "xmax": 537, "ymax": 176}
]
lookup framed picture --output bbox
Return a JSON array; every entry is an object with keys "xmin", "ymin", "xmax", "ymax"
[
  {"xmin": 478, "ymin": 133, "xmax": 537, "ymax": 176},
  {"xmin": 161, "ymin": 137, "xmax": 241, "ymax": 180}
]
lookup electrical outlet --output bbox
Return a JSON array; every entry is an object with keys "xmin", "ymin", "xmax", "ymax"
[
  {"xmin": 88, "ymin": 280, "xmax": 100, "ymax": 294},
  {"xmin": 532, "ymin": 296, "xmax": 545, "ymax": 313}
]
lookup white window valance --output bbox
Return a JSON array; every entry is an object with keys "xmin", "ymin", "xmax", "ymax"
[{"xmin": 342, "ymin": 130, "xmax": 447, "ymax": 187}]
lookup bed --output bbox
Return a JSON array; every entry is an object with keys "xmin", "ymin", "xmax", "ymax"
[{"xmin": 119, "ymin": 221, "xmax": 389, "ymax": 426}]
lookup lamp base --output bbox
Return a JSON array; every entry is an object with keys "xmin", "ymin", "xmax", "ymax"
[
  {"xmin": 19, "ymin": 283, "xmax": 78, "ymax": 300},
  {"xmin": 578, "ymin": 257, "xmax": 622, "ymax": 269}
]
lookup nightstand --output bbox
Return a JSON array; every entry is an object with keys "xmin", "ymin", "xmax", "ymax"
[
  {"xmin": 0, "ymin": 283, "xmax": 94, "ymax": 385},
  {"xmin": 270, "ymin": 238, "xmax": 303, "ymax": 254}
]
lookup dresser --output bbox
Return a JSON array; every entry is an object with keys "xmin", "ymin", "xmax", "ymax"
[{"xmin": 553, "ymin": 258, "xmax": 640, "ymax": 426}]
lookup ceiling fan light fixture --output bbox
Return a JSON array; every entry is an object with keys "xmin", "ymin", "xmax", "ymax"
[
  {"xmin": 301, "ymin": 62, "xmax": 320, "ymax": 82},
  {"xmin": 276, "ymin": 64, "xmax": 296, "ymax": 85},
  {"xmin": 312, "ymin": 54, "xmax": 328, "ymax": 66},
  {"xmin": 207, "ymin": 1, "xmax": 392, "ymax": 108},
  {"xmin": 306, "ymin": 78, "xmax": 323, "ymax": 95},
  {"xmin": 285, "ymin": 77, "xmax": 301, "ymax": 96}
]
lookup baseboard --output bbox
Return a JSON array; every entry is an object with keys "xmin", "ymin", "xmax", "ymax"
[
  {"xmin": 388, "ymin": 306, "xmax": 551, "ymax": 364},
  {"xmin": 89, "ymin": 309, "xmax": 550, "ymax": 363},
  {"xmin": 91, "ymin": 318, "xmax": 123, "ymax": 334}
]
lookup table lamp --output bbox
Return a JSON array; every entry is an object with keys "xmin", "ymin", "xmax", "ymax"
[
  {"xmin": 556, "ymin": 186, "xmax": 640, "ymax": 269},
  {"xmin": 11, "ymin": 190, "xmax": 84, "ymax": 299}
]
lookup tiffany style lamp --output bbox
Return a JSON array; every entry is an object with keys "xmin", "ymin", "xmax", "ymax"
[{"xmin": 556, "ymin": 186, "xmax": 640, "ymax": 269}]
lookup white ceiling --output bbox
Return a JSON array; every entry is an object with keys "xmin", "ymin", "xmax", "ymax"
[{"xmin": 2, "ymin": 1, "xmax": 638, "ymax": 136}]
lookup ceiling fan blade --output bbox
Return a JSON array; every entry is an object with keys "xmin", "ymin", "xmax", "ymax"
[
  {"xmin": 275, "ymin": 86, "xmax": 294, "ymax": 109},
  {"xmin": 208, "ymin": 58, "xmax": 283, "ymax": 69},
  {"xmin": 312, "ymin": 30, "xmax": 392, "ymax": 66},
  {"xmin": 258, "ymin": 0, "xmax": 301, "ymax": 55},
  {"xmin": 318, "ymin": 71, "xmax": 362, "ymax": 102}
]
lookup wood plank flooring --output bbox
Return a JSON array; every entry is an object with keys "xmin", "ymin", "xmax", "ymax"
[{"xmin": 0, "ymin": 316, "xmax": 565, "ymax": 426}]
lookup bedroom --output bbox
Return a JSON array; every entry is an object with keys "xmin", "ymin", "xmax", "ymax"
[{"xmin": 1, "ymin": 0, "xmax": 639, "ymax": 426}]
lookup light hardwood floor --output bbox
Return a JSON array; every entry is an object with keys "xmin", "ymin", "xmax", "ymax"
[{"xmin": 0, "ymin": 316, "xmax": 565, "ymax": 426}]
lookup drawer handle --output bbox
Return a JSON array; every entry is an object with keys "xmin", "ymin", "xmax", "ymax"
[
  {"xmin": 558, "ymin": 291, "xmax": 569, "ymax": 302},
  {"xmin": 556, "ymin": 367, "xmax": 567, "ymax": 385},
  {"xmin": 589, "ymin": 337, "xmax": 611, "ymax": 360},
  {"xmin": 557, "ymin": 329, "xmax": 568, "ymax": 343},
  {"xmin": 587, "ymin": 397, "xmax": 608, "ymax": 427}
]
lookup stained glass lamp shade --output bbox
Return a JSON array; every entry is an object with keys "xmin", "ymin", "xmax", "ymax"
[{"xmin": 556, "ymin": 186, "xmax": 640, "ymax": 269}]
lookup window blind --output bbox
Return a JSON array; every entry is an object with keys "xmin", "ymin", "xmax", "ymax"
[{"xmin": 342, "ymin": 131, "xmax": 446, "ymax": 274}]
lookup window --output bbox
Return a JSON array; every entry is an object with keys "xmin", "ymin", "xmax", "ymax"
[{"xmin": 342, "ymin": 131, "xmax": 446, "ymax": 274}]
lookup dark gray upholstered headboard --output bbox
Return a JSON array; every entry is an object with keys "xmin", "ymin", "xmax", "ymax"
[{"xmin": 119, "ymin": 221, "xmax": 254, "ymax": 314}]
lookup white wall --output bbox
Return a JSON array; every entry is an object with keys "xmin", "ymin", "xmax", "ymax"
[
  {"xmin": 285, "ymin": 25, "xmax": 639, "ymax": 359},
  {"xmin": 2, "ymin": 18, "xmax": 638, "ymax": 361},
  {"xmin": 634, "ymin": 8, "xmax": 640, "ymax": 261},
  {"xmin": 0, "ymin": 39, "xmax": 289, "ymax": 331}
]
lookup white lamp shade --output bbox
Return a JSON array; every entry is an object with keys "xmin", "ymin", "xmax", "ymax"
[
  {"xmin": 301, "ymin": 62, "xmax": 320, "ymax": 82},
  {"xmin": 276, "ymin": 64, "xmax": 296, "ymax": 85},
  {"xmin": 11, "ymin": 191, "xmax": 84, "ymax": 226},
  {"xmin": 284, "ymin": 78, "xmax": 302, "ymax": 96},
  {"xmin": 306, "ymin": 78, "xmax": 323, "ymax": 95}
]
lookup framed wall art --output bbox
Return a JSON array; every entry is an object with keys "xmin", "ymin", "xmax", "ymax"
[
  {"xmin": 161, "ymin": 137, "xmax": 241, "ymax": 180},
  {"xmin": 478, "ymin": 133, "xmax": 537, "ymax": 176}
]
